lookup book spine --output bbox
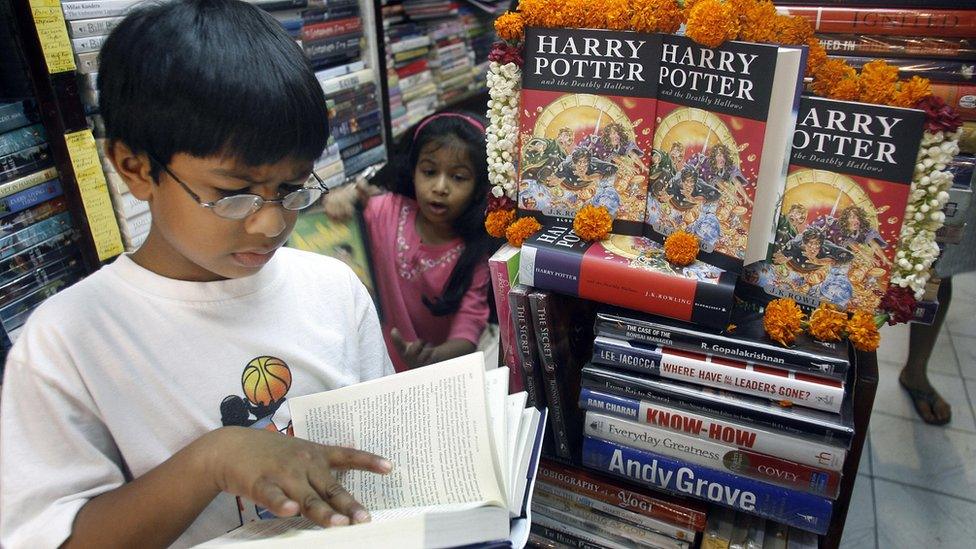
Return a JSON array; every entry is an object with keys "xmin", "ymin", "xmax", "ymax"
[
  {"xmin": 1, "ymin": 145, "xmax": 53, "ymax": 185},
  {"xmin": 831, "ymin": 55, "xmax": 976, "ymax": 84},
  {"xmin": 70, "ymin": 35, "xmax": 108, "ymax": 54},
  {"xmin": 334, "ymin": 126, "xmax": 380, "ymax": 151},
  {"xmin": 530, "ymin": 519, "xmax": 626, "ymax": 549},
  {"xmin": 509, "ymin": 287, "xmax": 545, "ymax": 409},
  {"xmin": 0, "ymin": 232, "xmax": 77, "ymax": 287},
  {"xmin": 0, "ymin": 212, "xmax": 74, "ymax": 262},
  {"xmin": 930, "ymin": 82, "xmax": 976, "ymax": 122},
  {"xmin": 535, "ymin": 481, "xmax": 696, "ymax": 542},
  {"xmin": 529, "ymin": 291, "xmax": 574, "ymax": 461},
  {"xmin": 578, "ymin": 388, "xmax": 846, "ymax": 471},
  {"xmin": 0, "ymin": 125, "xmax": 47, "ymax": 158},
  {"xmin": 319, "ymin": 69, "xmax": 373, "ymax": 95},
  {"xmin": 488, "ymin": 250, "xmax": 520, "ymax": 384},
  {"xmin": 331, "ymin": 111, "xmax": 381, "ymax": 139},
  {"xmin": 592, "ymin": 339, "xmax": 845, "ymax": 413},
  {"xmin": 74, "ymin": 50, "xmax": 99, "ymax": 74},
  {"xmin": 534, "ymin": 499, "xmax": 690, "ymax": 549},
  {"xmin": 0, "ymin": 197, "xmax": 68, "ymax": 236},
  {"xmin": 594, "ymin": 314, "xmax": 849, "ymax": 379},
  {"xmin": 304, "ymin": 35, "xmax": 360, "ymax": 60},
  {"xmin": 581, "ymin": 437, "xmax": 833, "ymax": 535},
  {"xmin": 584, "ymin": 412, "xmax": 842, "ymax": 498},
  {"xmin": 0, "ymin": 167, "xmax": 59, "ymax": 200},
  {"xmin": 0, "ymin": 180, "xmax": 63, "ymax": 219},
  {"xmin": 538, "ymin": 459, "xmax": 708, "ymax": 531},
  {"xmin": 816, "ymin": 34, "xmax": 976, "ymax": 60},
  {"xmin": 580, "ymin": 366, "xmax": 853, "ymax": 446},
  {"xmin": 316, "ymin": 60, "xmax": 366, "ymax": 83},
  {"xmin": 66, "ymin": 15, "xmax": 122, "ymax": 38},
  {"xmin": 341, "ymin": 145, "xmax": 385, "ymax": 177},
  {"xmin": 60, "ymin": 0, "xmax": 140, "ymax": 21},
  {"xmin": 301, "ymin": 5, "xmax": 358, "ymax": 24},
  {"xmin": 339, "ymin": 136, "xmax": 381, "ymax": 162},
  {"xmin": 300, "ymin": 16, "xmax": 361, "ymax": 42},
  {"xmin": 0, "ymin": 101, "xmax": 38, "ymax": 135},
  {"xmin": 776, "ymin": 6, "xmax": 976, "ymax": 37}
]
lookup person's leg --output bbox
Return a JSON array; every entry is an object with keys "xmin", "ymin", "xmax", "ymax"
[{"xmin": 900, "ymin": 277, "xmax": 953, "ymax": 425}]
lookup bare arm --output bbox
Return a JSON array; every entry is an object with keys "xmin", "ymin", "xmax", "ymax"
[{"xmin": 63, "ymin": 427, "xmax": 392, "ymax": 549}]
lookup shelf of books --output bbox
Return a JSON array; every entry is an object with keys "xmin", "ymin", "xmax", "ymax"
[
  {"xmin": 378, "ymin": 0, "xmax": 496, "ymax": 140},
  {"xmin": 482, "ymin": 1, "xmax": 967, "ymax": 547},
  {"xmin": 2, "ymin": 0, "xmax": 126, "ymax": 365}
]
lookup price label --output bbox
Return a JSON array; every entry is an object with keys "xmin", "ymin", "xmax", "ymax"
[
  {"xmin": 29, "ymin": 0, "xmax": 76, "ymax": 74},
  {"xmin": 64, "ymin": 130, "xmax": 124, "ymax": 261}
]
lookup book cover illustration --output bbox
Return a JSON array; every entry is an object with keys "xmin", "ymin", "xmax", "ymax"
[
  {"xmin": 744, "ymin": 97, "xmax": 925, "ymax": 312},
  {"xmin": 518, "ymin": 27, "xmax": 660, "ymax": 234},
  {"xmin": 288, "ymin": 208, "xmax": 380, "ymax": 315}
]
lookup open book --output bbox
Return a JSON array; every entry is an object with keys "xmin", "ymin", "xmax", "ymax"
[{"xmin": 198, "ymin": 353, "xmax": 547, "ymax": 548}]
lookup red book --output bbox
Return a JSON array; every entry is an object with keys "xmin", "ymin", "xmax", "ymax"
[
  {"xmin": 301, "ymin": 16, "xmax": 361, "ymax": 42},
  {"xmin": 776, "ymin": 6, "xmax": 976, "ymax": 38},
  {"xmin": 395, "ymin": 58, "xmax": 429, "ymax": 79}
]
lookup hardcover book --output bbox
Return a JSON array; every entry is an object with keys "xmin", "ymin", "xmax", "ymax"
[
  {"xmin": 594, "ymin": 302, "xmax": 850, "ymax": 379},
  {"xmin": 519, "ymin": 224, "xmax": 736, "ymax": 330},
  {"xmin": 581, "ymin": 437, "xmax": 833, "ymax": 534},
  {"xmin": 645, "ymin": 35, "xmax": 804, "ymax": 272},
  {"xmin": 517, "ymin": 27, "xmax": 661, "ymax": 234},
  {"xmin": 743, "ymin": 96, "xmax": 925, "ymax": 312}
]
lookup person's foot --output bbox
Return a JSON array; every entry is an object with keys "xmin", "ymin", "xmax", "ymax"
[{"xmin": 899, "ymin": 369, "xmax": 952, "ymax": 425}]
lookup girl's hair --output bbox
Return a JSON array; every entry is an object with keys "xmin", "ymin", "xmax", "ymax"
[{"xmin": 387, "ymin": 110, "xmax": 500, "ymax": 317}]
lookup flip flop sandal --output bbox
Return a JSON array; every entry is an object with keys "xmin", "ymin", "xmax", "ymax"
[{"xmin": 898, "ymin": 375, "xmax": 952, "ymax": 426}]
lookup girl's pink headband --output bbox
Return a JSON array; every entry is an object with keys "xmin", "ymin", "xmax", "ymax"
[{"xmin": 414, "ymin": 113, "xmax": 486, "ymax": 139}]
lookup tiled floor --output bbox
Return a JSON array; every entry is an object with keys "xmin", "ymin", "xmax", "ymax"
[{"xmin": 840, "ymin": 272, "xmax": 976, "ymax": 549}]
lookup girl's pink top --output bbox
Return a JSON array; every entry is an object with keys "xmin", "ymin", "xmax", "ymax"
[{"xmin": 364, "ymin": 193, "xmax": 490, "ymax": 372}]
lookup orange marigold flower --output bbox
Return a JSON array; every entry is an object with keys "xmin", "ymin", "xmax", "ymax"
[
  {"xmin": 738, "ymin": 0, "xmax": 777, "ymax": 43},
  {"xmin": 892, "ymin": 76, "xmax": 932, "ymax": 108},
  {"xmin": 829, "ymin": 76, "xmax": 861, "ymax": 101},
  {"xmin": 763, "ymin": 298, "xmax": 806, "ymax": 347},
  {"xmin": 494, "ymin": 11, "xmax": 525, "ymax": 42},
  {"xmin": 589, "ymin": 0, "xmax": 631, "ymax": 30},
  {"xmin": 805, "ymin": 38, "xmax": 828, "ymax": 77},
  {"xmin": 664, "ymin": 230, "xmax": 700, "ymax": 266},
  {"xmin": 773, "ymin": 14, "xmax": 813, "ymax": 45},
  {"xmin": 485, "ymin": 208, "xmax": 516, "ymax": 238},
  {"xmin": 847, "ymin": 310, "xmax": 881, "ymax": 352},
  {"xmin": 505, "ymin": 216, "xmax": 542, "ymax": 247},
  {"xmin": 808, "ymin": 303, "xmax": 846, "ymax": 342},
  {"xmin": 517, "ymin": 0, "xmax": 547, "ymax": 27},
  {"xmin": 629, "ymin": 0, "xmax": 684, "ymax": 34},
  {"xmin": 858, "ymin": 59, "xmax": 899, "ymax": 105},
  {"xmin": 573, "ymin": 204, "xmax": 613, "ymax": 241},
  {"xmin": 686, "ymin": 0, "xmax": 741, "ymax": 49},
  {"xmin": 810, "ymin": 58, "xmax": 856, "ymax": 97}
]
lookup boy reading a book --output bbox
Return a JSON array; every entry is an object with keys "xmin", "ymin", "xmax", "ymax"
[{"xmin": 0, "ymin": 1, "xmax": 394, "ymax": 547}]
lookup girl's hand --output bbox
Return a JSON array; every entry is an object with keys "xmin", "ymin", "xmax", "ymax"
[
  {"xmin": 201, "ymin": 427, "xmax": 393, "ymax": 527},
  {"xmin": 390, "ymin": 328, "xmax": 435, "ymax": 369},
  {"xmin": 323, "ymin": 183, "xmax": 360, "ymax": 222}
]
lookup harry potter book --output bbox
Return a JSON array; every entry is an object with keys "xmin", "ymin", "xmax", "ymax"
[
  {"xmin": 743, "ymin": 96, "xmax": 926, "ymax": 312},
  {"xmin": 645, "ymin": 36, "xmax": 805, "ymax": 272},
  {"xmin": 519, "ymin": 224, "xmax": 736, "ymax": 330},
  {"xmin": 517, "ymin": 27, "xmax": 661, "ymax": 235}
]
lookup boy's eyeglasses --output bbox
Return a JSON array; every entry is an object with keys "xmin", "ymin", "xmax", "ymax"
[{"xmin": 148, "ymin": 154, "xmax": 329, "ymax": 220}]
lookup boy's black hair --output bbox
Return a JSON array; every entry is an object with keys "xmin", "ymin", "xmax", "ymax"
[
  {"xmin": 98, "ymin": 0, "xmax": 329, "ymax": 173},
  {"xmin": 387, "ymin": 111, "xmax": 501, "ymax": 317}
]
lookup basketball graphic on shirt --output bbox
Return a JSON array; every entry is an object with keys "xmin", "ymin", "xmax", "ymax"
[{"xmin": 241, "ymin": 356, "xmax": 292, "ymax": 406}]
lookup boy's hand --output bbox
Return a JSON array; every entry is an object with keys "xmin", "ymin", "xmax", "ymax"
[{"xmin": 203, "ymin": 427, "xmax": 393, "ymax": 527}]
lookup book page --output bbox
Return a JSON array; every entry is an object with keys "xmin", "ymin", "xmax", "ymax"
[
  {"xmin": 290, "ymin": 353, "xmax": 505, "ymax": 512},
  {"xmin": 484, "ymin": 367, "xmax": 509, "ymax": 495}
]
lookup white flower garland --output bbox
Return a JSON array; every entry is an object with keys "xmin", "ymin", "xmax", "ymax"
[
  {"xmin": 486, "ymin": 60, "xmax": 521, "ymax": 201},
  {"xmin": 891, "ymin": 130, "xmax": 961, "ymax": 299}
]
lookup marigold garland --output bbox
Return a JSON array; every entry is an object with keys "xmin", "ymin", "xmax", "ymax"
[
  {"xmin": 494, "ymin": 11, "xmax": 525, "ymax": 42},
  {"xmin": 505, "ymin": 216, "xmax": 542, "ymax": 247},
  {"xmin": 847, "ymin": 310, "xmax": 881, "ymax": 352},
  {"xmin": 738, "ymin": 0, "xmax": 778, "ymax": 44},
  {"xmin": 809, "ymin": 58, "xmax": 856, "ymax": 98},
  {"xmin": 858, "ymin": 59, "xmax": 899, "ymax": 106},
  {"xmin": 663, "ymin": 231, "xmax": 700, "ymax": 266},
  {"xmin": 763, "ymin": 298, "xmax": 806, "ymax": 347},
  {"xmin": 685, "ymin": 0, "xmax": 740, "ymax": 49},
  {"xmin": 485, "ymin": 208, "xmax": 517, "ymax": 238},
  {"xmin": 629, "ymin": 0, "xmax": 683, "ymax": 34},
  {"xmin": 892, "ymin": 76, "xmax": 932, "ymax": 109},
  {"xmin": 573, "ymin": 204, "xmax": 613, "ymax": 241},
  {"xmin": 808, "ymin": 303, "xmax": 847, "ymax": 342}
]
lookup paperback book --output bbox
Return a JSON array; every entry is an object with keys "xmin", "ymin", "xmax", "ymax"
[{"xmin": 743, "ymin": 96, "xmax": 925, "ymax": 312}]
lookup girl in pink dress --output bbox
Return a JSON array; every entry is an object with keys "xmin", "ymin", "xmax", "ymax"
[{"xmin": 327, "ymin": 111, "xmax": 500, "ymax": 371}]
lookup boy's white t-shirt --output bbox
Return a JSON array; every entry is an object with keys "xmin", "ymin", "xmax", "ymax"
[{"xmin": 0, "ymin": 247, "xmax": 394, "ymax": 548}]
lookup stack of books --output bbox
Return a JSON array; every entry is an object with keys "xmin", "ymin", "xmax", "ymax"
[
  {"xmin": 383, "ymin": 18, "xmax": 438, "ymax": 136},
  {"xmin": 776, "ymin": 2, "xmax": 976, "ymax": 128},
  {"xmin": 0, "ymin": 99, "xmax": 85, "ymax": 364}
]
